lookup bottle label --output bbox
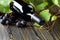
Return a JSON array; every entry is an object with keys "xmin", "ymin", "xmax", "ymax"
[{"xmin": 13, "ymin": 1, "xmax": 23, "ymax": 13}]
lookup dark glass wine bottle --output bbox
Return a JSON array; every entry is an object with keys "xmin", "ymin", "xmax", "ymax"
[{"xmin": 10, "ymin": 0, "xmax": 45, "ymax": 25}]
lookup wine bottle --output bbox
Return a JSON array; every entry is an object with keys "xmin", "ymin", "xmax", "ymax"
[{"xmin": 10, "ymin": 0, "xmax": 45, "ymax": 25}]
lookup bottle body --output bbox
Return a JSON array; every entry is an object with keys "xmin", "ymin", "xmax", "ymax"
[{"xmin": 10, "ymin": 0, "xmax": 45, "ymax": 26}]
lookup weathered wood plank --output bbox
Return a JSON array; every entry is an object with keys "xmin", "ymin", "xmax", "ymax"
[
  {"xmin": 35, "ymin": 29, "xmax": 48, "ymax": 40},
  {"xmin": 53, "ymin": 29, "xmax": 60, "ymax": 40},
  {"xmin": 39, "ymin": 29, "xmax": 54, "ymax": 40},
  {"xmin": 49, "ymin": 18, "xmax": 60, "ymax": 40},
  {"xmin": 19, "ymin": 28, "xmax": 30, "ymax": 40},
  {"xmin": 49, "ymin": 30, "xmax": 59, "ymax": 40},
  {"xmin": 0, "ymin": 23, "xmax": 10, "ymax": 40},
  {"xmin": 25, "ymin": 28, "xmax": 40, "ymax": 40},
  {"xmin": 0, "ymin": 20, "xmax": 60, "ymax": 40},
  {"xmin": 7, "ymin": 26, "xmax": 24, "ymax": 40},
  {"xmin": 27, "ymin": 28, "xmax": 40, "ymax": 40},
  {"xmin": 19, "ymin": 28, "xmax": 39, "ymax": 40}
]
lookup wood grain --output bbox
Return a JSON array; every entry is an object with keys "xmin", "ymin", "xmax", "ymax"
[{"xmin": 0, "ymin": 20, "xmax": 60, "ymax": 40}]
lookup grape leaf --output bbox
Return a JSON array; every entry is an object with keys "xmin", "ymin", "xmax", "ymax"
[
  {"xmin": 33, "ymin": 22, "xmax": 40, "ymax": 27},
  {"xmin": 36, "ymin": 2, "xmax": 48, "ymax": 11},
  {"xmin": 0, "ymin": 0, "xmax": 13, "ymax": 13},
  {"xmin": 0, "ymin": 0, "xmax": 12, "ymax": 6},
  {"xmin": 39, "ymin": 9, "xmax": 51, "ymax": 22},
  {"xmin": 52, "ymin": 0, "xmax": 60, "ymax": 7},
  {"xmin": 39, "ymin": 9, "xmax": 57, "ymax": 22},
  {"xmin": 51, "ymin": 15, "xmax": 57, "ymax": 21}
]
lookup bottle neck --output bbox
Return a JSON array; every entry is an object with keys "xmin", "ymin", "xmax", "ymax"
[{"xmin": 27, "ymin": 13, "xmax": 45, "ymax": 25}]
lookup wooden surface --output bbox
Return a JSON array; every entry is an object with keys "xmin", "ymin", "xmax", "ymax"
[{"xmin": 0, "ymin": 20, "xmax": 60, "ymax": 40}]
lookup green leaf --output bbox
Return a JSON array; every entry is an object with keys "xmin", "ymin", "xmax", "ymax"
[
  {"xmin": 52, "ymin": 0, "xmax": 60, "ymax": 7},
  {"xmin": 39, "ymin": 9, "xmax": 57, "ymax": 22},
  {"xmin": 0, "ymin": 0, "xmax": 13, "ymax": 6},
  {"xmin": 0, "ymin": 5, "xmax": 10, "ymax": 13},
  {"xmin": 36, "ymin": 2, "xmax": 48, "ymax": 11},
  {"xmin": 51, "ymin": 15, "xmax": 57, "ymax": 21},
  {"xmin": 33, "ymin": 22, "xmax": 40, "ymax": 27},
  {"xmin": 39, "ymin": 9, "xmax": 51, "ymax": 22},
  {"xmin": 0, "ymin": 0, "xmax": 13, "ymax": 13}
]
